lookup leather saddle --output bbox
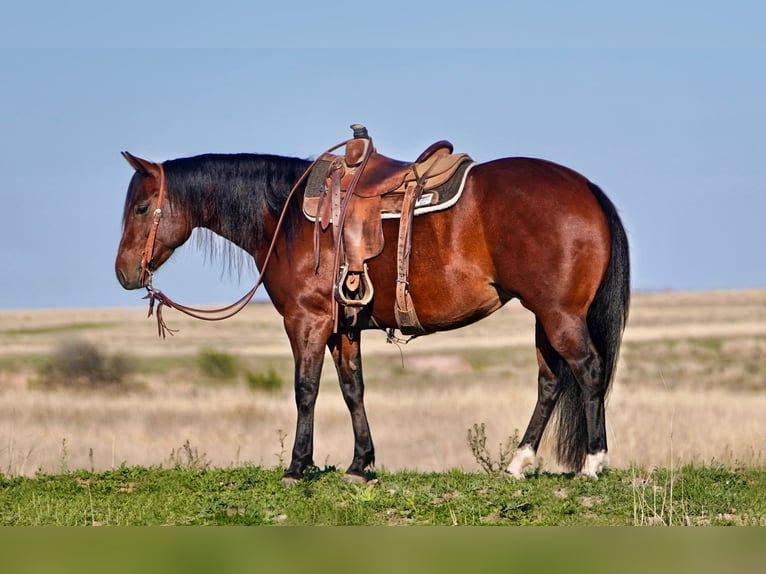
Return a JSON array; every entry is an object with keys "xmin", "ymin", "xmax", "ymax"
[
  {"xmin": 304, "ymin": 135, "xmax": 473, "ymax": 223},
  {"xmin": 302, "ymin": 125, "xmax": 474, "ymax": 334}
]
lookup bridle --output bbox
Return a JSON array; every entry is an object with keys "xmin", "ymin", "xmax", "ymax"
[
  {"xmin": 138, "ymin": 162, "xmax": 167, "ymax": 286},
  {"xmin": 137, "ymin": 158, "xmax": 294, "ymax": 338},
  {"xmin": 136, "ymin": 137, "xmax": 359, "ymax": 337}
]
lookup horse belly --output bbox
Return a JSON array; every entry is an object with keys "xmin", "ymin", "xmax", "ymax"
[{"xmin": 367, "ymin": 209, "xmax": 504, "ymax": 332}]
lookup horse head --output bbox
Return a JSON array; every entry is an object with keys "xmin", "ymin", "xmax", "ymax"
[{"xmin": 115, "ymin": 152, "xmax": 192, "ymax": 290}]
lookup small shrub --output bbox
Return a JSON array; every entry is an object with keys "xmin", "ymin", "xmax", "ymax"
[
  {"xmin": 197, "ymin": 348, "xmax": 238, "ymax": 381},
  {"xmin": 245, "ymin": 368, "xmax": 284, "ymax": 392},
  {"xmin": 467, "ymin": 423, "xmax": 517, "ymax": 475},
  {"xmin": 274, "ymin": 429, "xmax": 288, "ymax": 468},
  {"xmin": 34, "ymin": 339, "xmax": 134, "ymax": 391},
  {"xmin": 166, "ymin": 440, "xmax": 210, "ymax": 470}
]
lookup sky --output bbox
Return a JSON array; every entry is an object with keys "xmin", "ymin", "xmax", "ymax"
[{"xmin": 1, "ymin": 2, "xmax": 764, "ymax": 309}]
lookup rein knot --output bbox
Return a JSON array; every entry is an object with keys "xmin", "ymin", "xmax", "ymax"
[{"xmin": 143, "ymin": 286, "xmax": 178, "ymax": 338}]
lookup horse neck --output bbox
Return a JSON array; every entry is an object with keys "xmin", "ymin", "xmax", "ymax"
[{"xmin": 166, "ymin": 154, "xmax": 309, "ymax": 256}]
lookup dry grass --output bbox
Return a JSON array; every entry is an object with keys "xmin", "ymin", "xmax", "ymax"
[{"xmin": 1, "ymin": 289, "xmax": 765, "ymax": 476}]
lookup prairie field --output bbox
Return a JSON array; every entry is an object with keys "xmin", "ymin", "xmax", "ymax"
[{"xmin": 0, "ymin": 288, "xmax": 765, "ymax": 478}]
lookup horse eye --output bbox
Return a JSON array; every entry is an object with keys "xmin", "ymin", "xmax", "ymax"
[{"xmin": 134, "ymin": 204, "xmax": 149, "ymax": 215}]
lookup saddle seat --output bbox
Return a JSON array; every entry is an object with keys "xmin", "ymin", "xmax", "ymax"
[{"xmin": 303, "ymin": 137, "xmax": 473, "ymax": 222}]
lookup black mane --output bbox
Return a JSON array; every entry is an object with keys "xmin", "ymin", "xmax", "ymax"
[
  {"xmin": 121, "ymin": 153, "xmax": 311, "ymax": 277},
  {"xmin": 163, "ymin": 153, "xmax": 310, "ymax": 250}
]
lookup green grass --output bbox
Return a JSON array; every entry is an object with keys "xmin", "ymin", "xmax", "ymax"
[
  {"xmin": 196, "ymin": 348, "xmax": 239, "ymax": 381},
  {"xmin": 2, "ymin": 464, "xmax": 765, "ymax": 526},
  {"xmin": 0, "ymin": 322, "xmax": 115, "ymax": 336},
  {"xmin": 0, "ymin": 354, "xmax": 48, "ymax": 372},
  {"xmin": 1, "ymin": 332, "xmax": 762, "ymax": 392},
  {"xmin": 620, "ymin": 335, "xmax": 766, "ymax": 391}
]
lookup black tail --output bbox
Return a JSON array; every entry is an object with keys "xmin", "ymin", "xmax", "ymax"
[{"xmin": 555, "ymin": 182, "xmax": 630, "ymax": 471}]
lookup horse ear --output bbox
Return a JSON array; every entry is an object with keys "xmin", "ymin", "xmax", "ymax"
[{"xmin": 121, "ymin": 151, "xmax": 160, "ymax": 177}]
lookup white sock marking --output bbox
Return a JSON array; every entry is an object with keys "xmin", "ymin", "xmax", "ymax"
[
  {"xmin": 506, "ymin": 445, "xmax": 536, "ymax": 479},
  {"xmin": 581, "ymin": 450, "xmax": 609, "ymax": 478}
]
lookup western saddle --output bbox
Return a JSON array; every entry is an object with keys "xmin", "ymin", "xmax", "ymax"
[{"xmin": 302, "ymin": 125, "xmax": 474, "ymax": 336}]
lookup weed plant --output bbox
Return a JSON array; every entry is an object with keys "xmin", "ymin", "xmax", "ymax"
[
  {"xmin": 466, "ymin": 423, "xmax": 517, "ymax": 475},
  {"xmin": 166, "ymin": 440, "xmax": 211, "ymax": 471}
]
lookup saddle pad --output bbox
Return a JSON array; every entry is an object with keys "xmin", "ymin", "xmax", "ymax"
[{"xmin": 303, "ymin": 157, "xmax": 475, "ymax": 222}]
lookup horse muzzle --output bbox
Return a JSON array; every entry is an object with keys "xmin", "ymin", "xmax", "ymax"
[{"xmin": 115, "ymin": 265, "xmax": 149, "ymax": 290}]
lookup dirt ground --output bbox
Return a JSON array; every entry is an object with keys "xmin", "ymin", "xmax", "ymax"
[{"xmin": 1, "ymin": 289, "xmax": 765, "ymax": 476}]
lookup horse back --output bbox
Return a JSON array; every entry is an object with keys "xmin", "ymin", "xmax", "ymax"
[{"xmin": 365, "ymin": 157, "xmax": 612, "ymax": 331}]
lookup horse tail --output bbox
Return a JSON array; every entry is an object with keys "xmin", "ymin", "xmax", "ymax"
[{"xmin": 555, "ymin": 182, "xmax": 630, "ymax": 471}]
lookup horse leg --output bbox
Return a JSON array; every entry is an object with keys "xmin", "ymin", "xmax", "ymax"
[
  {"xmin": 282, "ymin": 318, "xmax": 331, "ymax": 486},
  {"xmin": 541, "ymin": 311, "xmax": 608, "ymax": 477},
  {"xmin": 328, "ymin": 332, "xmax": 375, "ymax": 483},
  {"xmin": 506, "ymin": 320, "xmax": 565, "ymax": 478}
]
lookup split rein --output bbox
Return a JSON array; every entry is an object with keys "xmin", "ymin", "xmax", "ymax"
[{"xmin": 140, "ymin": 138, "xmax": 368, "ymax": 338}]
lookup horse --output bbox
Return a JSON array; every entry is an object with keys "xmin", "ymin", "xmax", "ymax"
[{"xmin": 115, "ymin": 142, "xmax": 629, "ymax": 484}]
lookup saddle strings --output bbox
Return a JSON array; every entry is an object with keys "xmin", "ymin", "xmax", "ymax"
[{"xmin": 143, "ymin": 137, "xmax": 357, "ymax": 337}]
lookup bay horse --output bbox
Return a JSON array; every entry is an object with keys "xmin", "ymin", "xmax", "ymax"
[{"xmin": 115, "ymin": 143, "xmax": 629, "ymax": 483}]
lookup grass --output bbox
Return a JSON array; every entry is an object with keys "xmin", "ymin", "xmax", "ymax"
[
  {"xmin": 0, "ymin": 354, "xmax": 48, "ymax": 372},
  {"xmin": 32, "ymin": 340, "xmax": 136, "ymax": 391},
  {"xmin": 245, "ymin": 368, "xmax": 284, "ymax": 392},
  {"xmin": 196, "ymin": 349, "xmax": 286, "ymax": 391},
  {"xmin": 1, "ymin": 463, "xmax": 765, "ymax": 526},
  {"xmin": 620, "ymin": 335, "xmax": 766, "ymax": 391},
  {"xmin": 2, "ymin": 332, "xmax": 761, "ymax": 393},
  {"xmin": 0, "ymin": 322, "xmax": 115, "ymax": 336},
  {"xmin": 2, "ymin": 333, "xmax": 766, "ymax": 475},
  {"xmin": 196, "ymin": 348, "xmax": 239, "ymax": 381},
  {"xmin": 1, "ymin": 291, "xmax": 764, "ymax": 524}
]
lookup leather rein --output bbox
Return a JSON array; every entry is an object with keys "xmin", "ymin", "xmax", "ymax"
[{"xmin": 139, "ymin": 138, "xmax": 361, "ymax": 338}]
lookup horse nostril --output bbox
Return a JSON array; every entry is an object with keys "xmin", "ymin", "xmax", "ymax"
[{"xmin": 116, "ymin": 268, "xmax": 128, "ymax": 288}]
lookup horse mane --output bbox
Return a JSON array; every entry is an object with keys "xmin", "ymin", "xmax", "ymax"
[{"xmin": 160, "ymin": 153, "xmax": 310, "ymax": 276}]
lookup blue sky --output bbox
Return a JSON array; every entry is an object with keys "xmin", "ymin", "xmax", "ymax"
[{"xmin": 1, "ymin": 3, "xmax": 764, "ymax": 309}]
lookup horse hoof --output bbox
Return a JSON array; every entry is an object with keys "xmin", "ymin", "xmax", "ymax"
[
  {"xmin": 504, "ymin": 469, "xmax": 526, "ymax": 480},
  {"xmin": 343, "ymin": 473, "xmax": 368, "ymax": 484},
  {"xmin": 281, "ymin": 476, "xmax": 299, "ymax": 488},
  {"xmin": 505, "ymin": 445, "xmax": 536, "ymax": 479},
  {"xmin": 579, "ymin": 450, "xmax": 608, "ymax": 479}
]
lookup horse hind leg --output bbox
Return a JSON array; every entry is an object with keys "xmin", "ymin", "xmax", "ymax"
[
  {"xmin": 506, "ymin": 320, "xmax": 566, "ymax": 478},
  {"xmin": 543, "ymin": 311, "xmax": 609, "ymax": 477},
  {"xmin": 508, "ymin": 311, "xmax": 609, "ymax": 478}
]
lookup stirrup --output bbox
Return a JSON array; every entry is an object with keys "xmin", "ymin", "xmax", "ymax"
[{"xmin": 334, "ymin": 263, "xmax": 374, "ymax": 307}]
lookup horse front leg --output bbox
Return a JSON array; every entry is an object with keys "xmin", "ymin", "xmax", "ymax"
[
  {"xmin": 282, "ymin": 316, "xmax": 332, "ymax": 486},
  {"xmin": 328, "ymin": 332, "xmax": 375, "ymax": 482}
]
